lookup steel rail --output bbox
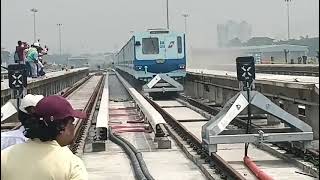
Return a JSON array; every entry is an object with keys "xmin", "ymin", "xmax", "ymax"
[
  {"xmin": 62, "ymin": 75, "xmax": 93, "ymax": 97},
  {"xmin": 69, "ymin": 75, "xmax": 104, "ymax": 154},
  {"xmin": 145, "ymin": 96, "xmax": 246, "ymax": 180}
]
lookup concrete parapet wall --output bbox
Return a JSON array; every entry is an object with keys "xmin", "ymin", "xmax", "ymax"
[
  {"xmin": 1, "ymin": 68, "xmax": 89, "ymax": 106},
  {"xmin": 185, "ymin": 70, "xmax": 319, "ymax": 139},
  {"xmin": 255, "ymin": 64, "xmax": 319, "ymax": 77}
]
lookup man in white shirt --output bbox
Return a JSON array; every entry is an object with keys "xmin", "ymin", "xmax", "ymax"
[{"xmin": 1, "ymin": 94, "xmax": 44, "ymax": 150}]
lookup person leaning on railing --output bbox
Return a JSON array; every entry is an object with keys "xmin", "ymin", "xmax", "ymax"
[{"xmin": 1, "ymin": 95, "xmax": 88, "ymax": 180}]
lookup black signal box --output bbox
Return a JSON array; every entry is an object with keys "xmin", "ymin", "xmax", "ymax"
[
  {"xmin": 236, "ymin": 56, "xmax": 255, "ymax": 82},
  {"xmin": 8, "ymin": 64, "xmax": 28, "ymax": 89}
]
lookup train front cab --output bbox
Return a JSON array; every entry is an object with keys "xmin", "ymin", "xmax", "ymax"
[{"xmin": 133, "ymin": 31, "xmax": 186, "ymax": 93}]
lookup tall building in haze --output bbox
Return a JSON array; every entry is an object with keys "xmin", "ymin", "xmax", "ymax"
[{"xmin": 217, "ymin": 20, "xmax": 252, "ymax": 47}]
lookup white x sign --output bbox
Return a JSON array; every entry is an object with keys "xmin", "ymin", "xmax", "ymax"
[
  {"xmin": 241, "ymin": 66, "xmax": 252, "ymax": 77},
  {"xmin": 11, "ymin": 74, "xmax": 22, "ymax": 86}
]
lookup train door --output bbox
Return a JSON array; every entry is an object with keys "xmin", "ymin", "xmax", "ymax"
[{"xmin": 164, "ymin": 35, "xmax": 179, "ymax": 60}]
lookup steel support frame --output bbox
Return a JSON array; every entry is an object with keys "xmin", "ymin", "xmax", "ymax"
[
  {"xmin": 143, "ymin": 74, "xmax": 183, "ymax": 93},
  {"xmin": 202, "ymin": 90, "xmax": 313, "ymax": 154}
]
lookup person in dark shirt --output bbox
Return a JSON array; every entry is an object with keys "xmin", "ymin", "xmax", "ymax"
[{"xmin": 15, "ymin": 40, "xmax": 27, "ymax": 64}]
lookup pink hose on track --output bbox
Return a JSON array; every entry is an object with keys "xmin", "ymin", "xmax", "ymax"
[{"xmin": 243, "ymin": 156, "xmax": 274, "ymax": 180}]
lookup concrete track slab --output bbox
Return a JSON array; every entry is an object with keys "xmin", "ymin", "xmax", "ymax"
[
  {"xmin": 154, "ymin": 100, "xmax": 185, "ymax": 107},
  {"xmin": 109, "ymin": 101, "xmax": 134, "ymax": 109},
  {"xmin": 82, "ymin": 144, "xmax": 135, "ymax": 180},
  {"xmin": 67, "ymin": 76, "xmax": 101, "ymax": 110},
  {"xmin": 117, "ymin": 132, "xmax": 207, "ymax": 180},
  {"xmin": 180, "ymin": 121, "xmax": 207, "ymax": 140},
  {"xmin": 83, "ymin": 100, "xmax": 207, "ymax": 180},
  {"xmin": 163, "ymin": 107, "xmax": 207, "ymax": 121}
]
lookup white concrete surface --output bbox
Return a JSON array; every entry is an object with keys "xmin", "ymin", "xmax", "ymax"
[
  {"xmin": 163, "ymin": 107, "xmax": 207, "ymax": 121},
  {"xmin": 154, "ymin": 100, "xmax": 185, "ymax": 107},
  {"xmin": 188, "ymin": 69, "xmax": 319, "ymax": 90},
  {"xmin": 82, "ymin": 100, "xmax": 207, "ymax": 180},
  {"xmin": 67, "ymin": 76, "xmax": 101, "ymax": 110},
  {"xmin": 96, "ymin": 74, "xmax": 109, "ymax": 128}
]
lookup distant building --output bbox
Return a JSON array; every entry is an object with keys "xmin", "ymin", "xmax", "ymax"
[
  {"xmin": 237, "ymin": 44, "xmax": 308, "ymax": 64},
  {"xmin": 217, "ymin": 20, "xmax": 252, "ymax": 47},
  {"xmin": 67, "ymin": 56, "xmax": 89, "ymax": 68},
  {"xmin": 1, "ymin": 49, "xmax": 10, "ymax": 66},
  {"xmin": 189, "ymin": 44, "xmax": 309, "ymax": 70},
  {"xmin": 244, "ymin": 37, "xmax": 275, "ymax": 46}
]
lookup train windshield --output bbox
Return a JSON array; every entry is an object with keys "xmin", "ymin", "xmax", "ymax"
[{"xmin": 142, "ymin": 38, "xmax": 159, "ymax": 54}]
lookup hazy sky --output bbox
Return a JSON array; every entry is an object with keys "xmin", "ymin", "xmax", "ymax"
[{"xmin": 1, "ymin": 0, "xmax": 319, "ymax": 55}]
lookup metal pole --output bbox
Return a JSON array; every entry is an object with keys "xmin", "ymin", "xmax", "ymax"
[
  {"xmin": 2, "ymin": 0, "xmax": 5, "ymax": 48},
  {"xmin": 33, "ymin": 12, "xmax": 36, "ymax": 42},
  {"xmin": 166, "ymin": 0, "xmax": 169, "ymax": 29},
  {"xmin": 285, "ymin": 0, "xmax": 291, "ymax": 40},
  {"xmin": 30, "ymin": 8, "xmax": 38, "ymax": 42},
  {"xmin": 16, "ymin": 88, "xmax": 23, "ymax": 121},
  {"xmin": 244, "ymin": 81, "xmax": 251, "ymax": 156},
  {"xmin": 182, "ymin": 14, "xmax": 189, "ymax": 33},
  {"xmin": 184, "ymin": 17, "xmax": 187, "ymax": 33},
  {"xmin": 57, "ymin": 24, "xmax": 62, "ymax": 56}
]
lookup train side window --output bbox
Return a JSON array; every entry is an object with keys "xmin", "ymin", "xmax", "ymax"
[
  {"xmin": 142, "ymin": 38, "xmax": 159, "ymax": 54},
  {"xmin": 177, "ymin": 36, "xmax": 182, "ymax": 53}
]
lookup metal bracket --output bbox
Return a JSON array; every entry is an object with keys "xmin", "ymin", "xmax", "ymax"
[
  {"xmin": 142, "ymin": 74, "xmax": 183, "ymax": 93},
  {"xmin": 202, "ymin": 91, "xmax": 313, "ymax": 154}
]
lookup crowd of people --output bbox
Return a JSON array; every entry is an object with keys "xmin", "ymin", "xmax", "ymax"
[
  {"xmin": 1, "ymin": 94, "xmax": 88, "ymax": 179},
  {"xmin": 14, "ymin": 40, "xmax": 49, "ymax": 78}
]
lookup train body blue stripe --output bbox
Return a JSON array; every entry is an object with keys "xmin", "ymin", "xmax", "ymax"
[{"xmin": 133, "ymin": 58, "xmax": 185, "ymax": 73}]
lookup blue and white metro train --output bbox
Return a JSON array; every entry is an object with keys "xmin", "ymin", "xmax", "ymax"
[{"xmin": 115, "ymin": 29, "xmax": 186, "ymax": 93}]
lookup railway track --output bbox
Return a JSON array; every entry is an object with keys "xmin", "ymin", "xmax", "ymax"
[
  {"xmin": 67, "ymin": 74, "xmax": 104, "ymax": 154},
  {"xmin": 83, "ymin": 72, "xmax": 211, "ymax": 179},
  {"xmin": 4, "ymin": 70, "xmax": 317, "ymax": 179},
  {"xmin": 109, "ymin": 70, "xmax": 318, "ymax": 179},
  {"xmin": 107, "ymin": 71, "xmax": 245, "ymax": 179},
  {"xmin": 146, "ymin": 98, "xmax": 246, "ymax": 180},
  {"xmin": 1, "ymin": 73, "xmax": 105, "ymax": 155}
]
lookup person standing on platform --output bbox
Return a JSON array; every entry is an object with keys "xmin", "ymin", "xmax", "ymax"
[
  {"xmin": 1, "ymin": 95, "xmax": 88, "ymax": 180},
  {"xmin": 1, "ymin": 94, "xmax": 44, "ymax": 150},
  {"xmin": 14, "ymin": 40, "xmax": 27, "ymax": 64},
  {"xmin": 26, "ymin": 42, "xmax": 40, "ymax": 78},
  {"xmin": 23, "ymin": 43, "xmax": 32, "ymax": 76}
]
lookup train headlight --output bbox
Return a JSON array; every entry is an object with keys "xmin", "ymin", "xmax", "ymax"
[
  {"xmin": 135, "ymin": 66, "xmax": 143, "ymax": 70},
  {"xmin": 178, "ymin": 64, "xmax": 186, "ymax": 69}
]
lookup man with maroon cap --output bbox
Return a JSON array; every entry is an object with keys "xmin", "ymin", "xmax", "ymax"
[{"xmin": 1, "ymin": 95, "xmax": 88, "ymax": 180}]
